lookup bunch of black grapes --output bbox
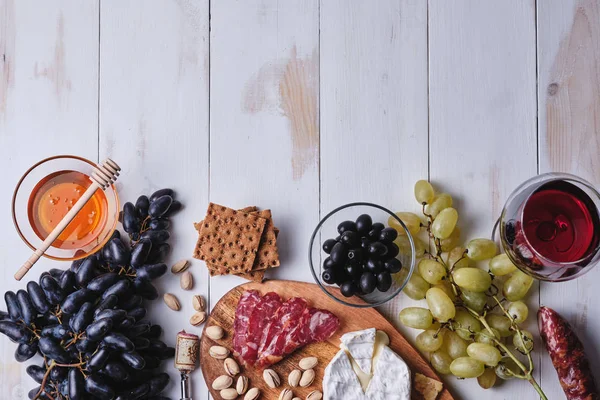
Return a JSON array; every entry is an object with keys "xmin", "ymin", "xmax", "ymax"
[{"xmin": 0, "ymin": 189, "xmax": 181, "ymax": 400}]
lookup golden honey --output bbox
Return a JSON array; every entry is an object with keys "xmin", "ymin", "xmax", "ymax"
[{"xmin": 27, "ymin": 170, "xmax": 108, "ymax": 249}]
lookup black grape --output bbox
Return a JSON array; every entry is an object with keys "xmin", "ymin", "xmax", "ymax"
[
  {"xmin": 49, "ymin": 268, "xmax": 64, "ymax": 279},
  {"xmin": 87, "ymin": 272, "xmax": 120, "ymax": 293},
  {"xmin": 102, "ymin": 279, "xmax": 130, "ymax": 300},
  {"xmin": 149, "ymin": 188, "xmax": 173, "ymax": 202},
  {"xmin": 94, "ymin": 294, "xmax": 118, "ymax": 316},
  {"xmin": 135, "ymin": 195, "xmax": 150, "ymax": 217},
  {"xmin": 145, "ymin": 324, "xmax": 162, "ymax": 339},
  {"xmin": 85, "ymin": 374, "xmax": 115, "ymax": 400},
  {"xmin": 4, "ymin": 291, "xmax": 22, "ymax": 320},
  {"xmin": 75, "ymin": 337, "xmax": 96, "ymax": 353},
  {"xmin": 140, "ymin": 229, "xmax": 170, "ymax": 244},
  {"xmin": 116, "ymin": 316, "xmax": 136, "ymax": 330},
  {"xmin": 135, "ymin": 263, "xmax": 167, "ymax": 281},
  {"xmin": 147, "ymin": 242, "xmax": 171, "ymax": 263},
  {"xmin": 38, "ymin": 337, "xmax": 70, "ymax": 363},
  {"xmin": 108, "ymin": 238, "xmax": 131, "ymax": 265},
  {"xmin": 128, "ymin": 306, "xmax": 146, "ymax": 321},
  {"xmin": 103, "ymin": 332, "xmax": 134, "ymax": 352},
  {"xmin": 68, "ymin": 367, "xmax": 85, "ymax": 400},
  {"xmin": 131, "ymin": 238, "xmax": 152, "ymax": 268},
  {"xmin": 86, "ymin": 318, "xmax": 113, "ymax": 341},
  {"xmin": 120, "ymin": 351, "xmax": 146, "ymax": 369},
  {"xmin": 70, "ymin": 257, "xmax": 84, "ymax": 273},
  {"xmin": 26, "ymin": 281, "xmax": 50, "ymax": 314},
  {"xmin": 50, "ymin": 366, "xmax": 67, "ymax": 382},
  {"xmin": 164, "ymin": 199, "xmax": 182, "ymax": 216},
  {"xmin": 0, "ymin": 321, "xmax": 31, "ymax": 343},
  {"xmin": 58, "ymin": 270, "xmax": 76, "ymax": 292},
  {"xmin": 132, "ymin": 336, "xmax": 149, "ymax": 350},
  {"xmin": 41, "ymin": 324, "xmax": 70, "ymax": 340},
  {"xmin": 123, "ymin": 202, "xmax": 141, "ymax": 234},
  {"xmin": 16, "ymin": 290, "xmax": 35, "ymax": 325},
  {"xmin": 149, "ymin": 218, "xmax": 170, "ymax": 230},
  {"xmin": 115, "ymin": 383, "xmax": 149, "ymax": 400},
  {"xmin": 40, "ymin": 274, "xmax": 65, "ymax": 305},
  {"xmin": 15, "ymin": 342, "xmax": 38, "ymax": 362},
  {"xmin": 88, "ymin": 348, "xmax": 111, "ymax": 371},
  {"xmin": 0, "ymin": 310, "xmax": 9, "ymax": 320},
  {"xmin": 75, "ymin": 258, "xmax": 99, "ymax": 287},
  {"xmin": 148, "ymin": 372, "xmax": 170, "ymax": 393},
  {"xmin": 142, "ymin": 355, "xmax": 160, "ymax": 369},
  {"xmin": 129, "ymin": 322, "xmax": 151, "ymax": 337},
  {"xmin": 70, "ymin": 302, "xmax": 94, "ymax": 333},
  {"xmin": 26, "ymin": 365, "xmax": 46, "ymax": 383},
  {"xmin": 133, "ymin": 278, "xmax": 159, "ymax": 300},
  {"xmin": 60, "ymin": 288, "xmax": 94, "ymax": 314},
  {"xmin": 95, "ymin": 308, "xmax": 127, "ymax": 324},
  {"xmin": 120, "ymin": 294, "xmax": 143, "ymax": 310},
  {"xmin": 100, "ymin": 360, "xmax": 129, "ymax": 382}
]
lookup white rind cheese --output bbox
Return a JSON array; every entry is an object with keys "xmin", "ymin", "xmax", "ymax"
[
  {"xmin": 323, "ymin": 329, "xmax": 411, "ymax": 400},
  {"xmin": 340, "ymin": 328, "xmax": 376, "ymax": 374}
]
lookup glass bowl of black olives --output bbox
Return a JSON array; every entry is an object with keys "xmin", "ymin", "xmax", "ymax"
[{"xmin": 308, "ymin": 202, "xmax": 416, "ymax": 308}]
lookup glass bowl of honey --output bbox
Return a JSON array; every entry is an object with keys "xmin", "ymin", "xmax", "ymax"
[{"xmin": 12, "ymin": 155, "xmax": 120, "ymax": 261}]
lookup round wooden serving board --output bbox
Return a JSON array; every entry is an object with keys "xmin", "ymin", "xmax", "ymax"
[{"xmin": 200, "ymin": 280, "xmax": 454, "ymax": 400}]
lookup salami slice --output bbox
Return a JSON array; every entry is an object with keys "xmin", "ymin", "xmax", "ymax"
[
  {"xmin": 287, "ymin": 307, "xmax": 340, "ymax": 351},
  {"xmin": 242, "ymin": 292, "xmax": 283, "ymax": 366},
  {"xmin": 232, "ymin": 290, "xmax": 261, "ymax": 360}
]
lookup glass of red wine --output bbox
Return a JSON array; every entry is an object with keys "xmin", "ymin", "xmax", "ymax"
[{"xmin": 497, "ymin": 173, "xmax": 600, "ymax": 282}]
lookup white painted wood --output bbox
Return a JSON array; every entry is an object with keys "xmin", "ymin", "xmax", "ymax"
[
  {"xmin": 99, "ymin": 1, "xmax": 210, "ymax": 398},
  {"xmin": 0, "ymin": 0, "xmax": 99, "ymax": 397},
  {"xmin": 319, "ymin": 0, "xmax": 429, "ymax": 379},
  {"xmin": 538, "ymin": 0, "xmax": 600, "ymax": 397},
  {"xmin": 429, "ymin": 1, "xmax": 538, "ymax": 398},
  {"xmin": 209, "ymin": 0, "xmax": 319, "ymax": 306}
]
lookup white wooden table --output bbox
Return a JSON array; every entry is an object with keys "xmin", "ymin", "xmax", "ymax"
[{"xmin": 1, "ymin": 1, "xmax": 598, "ymax": 399}]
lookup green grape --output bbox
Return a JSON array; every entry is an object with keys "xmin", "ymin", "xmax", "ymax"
[
  {"xmin": 495, "ymin": 357, "xmax": 519, "ymax": 380},
  {"xmin": 452, "ymin": 268, "xmax": 492, "ymax": 292},
  {"xmin": 395, "ymin": 235, "xmax": 426, "ymax": 257},
  {"xmin": 414, "ymin": 180, "xmax": 435, "ymax": 204},
  {"xmin": 443, "ymin": 330, "xmax": 468, "ymax": 359},
  {"xmin": 426, "ymin": 287, "xmax": 456, "ymax": 322},
  {"xmin": 418, "ymin": 259, "xmax": 447, "ymax": 285},
  {"xmin": 430, "ymin": 350, "xmax": 453, "ymax": 375},
  {"xmin": 486, "ymin": 314, "xmax": 512, "ymax": 337},
  {"xmin": 402, "ymin": 273, "xmax": 430, "ymax": 300},
  {"xmin": 466, "ymin": 239, "xmax": 497, "ymax": 261},
  {"xmin": 475, "ymin": 328, "xmax": 500, "ymax": 345},
  {"xmin": 447, "ymin": 246, "xmax": 469, "ymax": 270},
  {"xmin": 507, "ymin": 301, "xmax": 529, "ymax": 324},
  {"xmin": 389, "ymin": 212, "xmax": 422, "ymax": 236},
  {"xmin": 440, "ymin": 227, "xmax": 461, "ymax": 252},
  {"xmin": 489, "ymin": 253, "xmax": 517, "ymax": 276},
  {"xmin": 433, "ymin": 281, "xmax": 456, "ymax": 302},
  {"xmin": 460, "ymin": 290, "xmax": 487, "ymax": 313},
  {"xmin": 426, "ymin": 193, "xmax": 453, "ymax": 218},
  {"xmin": 477, "ymin": 367, "xmax": 497, "ymax": 389},
  {"xmin": 502, "ymin": 271, "xmax": 534, "ymax": 301},
  {"xmin": 467, "ymin": 342, "xmax": 502, "ymax": 367},
  {"xmin": 453, "ymin": 310, "xmax": 482, "ymax": 340},
  {"xmin": 513, "ymin": 330, "xmax": 534, "ymax": 353},
  {"xmin": 432, "ymin": 208, "xmax": 459, "ymax": 240},
  {"xmin": 449, "ymin": 357, "xmax": 485, "ymax": 378},
  {"xmin": 416, "ymin": 330, "xmax": 444, "ymax": 353},
  {"xmin": 398, "ymin": 307, "xmax": 433, "ymax": 329}
]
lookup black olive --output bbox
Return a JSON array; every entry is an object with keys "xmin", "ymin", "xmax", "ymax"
[
  {"xmin": 368, "ymin": 242, "xmax": 388, "ymax": 257},
  {"xmin": 323, "ymin": 256, "xmax": 338, "ymax": 270},
  {"xmin": 365, "ymin": 258, "xmax": 384, "ymax": 274},
  {"xmin": 379, "ymin": 227, "xmax": 399, "ymax": 243},
  {"xmin": 345, "ymin": 263, "xmax": 363, "ymax": 278},
  {"xmin": 377, "ymin": 271, "xmax": 393, "ymax": 292},
  {"xmin": 340, "ymin": 231, "xmax": 360, "ymax": 247},
  {"xmin": 322, "ymin": 239, "xmax": 337, "ymax": 254},
  {"xmin": 359, "ymin": 272, "xmax": 377, "ymax": 294},
  {"xmin": 340, "ymin": 281, "xmax": 356, "ymax": 297},
  {"xmin": 330, "ymin": 242, "xmax": 347, "ymax": 264},
  {"xmin": 337, "ymin": 220, "xmax": 357, "ymax": 235},
  {"xmin": 361, "ymin": 237, "xmax": 371, "ymax": 249},
  {"xmin": 335, "ymin": 235, "xmax": 342, "ymax": 242},
  {"xmin": 347, "ymin": 248, "xmax": 364, "ymax": 263},
  {"xmin": 355, "ymin": 214, "xmax": 373, "ymax": 235},
  {"xmin": 386, "ymin": 242, "xmax": 400, "ymax": 259},
  {"xmin": 384, "ymin": 258, "xmax": 402, "ymax": 273},
  {"xmin": 368, "ymin": 222, "xmax": 385, "ymax": 239},
  {"xmin": 322, "ymin": 269, "xmax": 336, "ymax": 284},
  {"xmin": 333, "ymin": 268, "xmax": 351, "ymax": 285}
]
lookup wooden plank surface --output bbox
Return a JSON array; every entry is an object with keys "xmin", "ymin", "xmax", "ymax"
[
  {"xmin": 99, "ymin": 1, "xmax": 210, "ymax": 398},
  {"xmin": 0, "ymin": 0, "xmax": 99, "ymax": 396},
  {"xmin": 428, "ymin": 1, "xmax": 539, "ymax": 398},
  {"xmin": 537, "ymin": 0, "xmax": 600, "ymax": 397}
]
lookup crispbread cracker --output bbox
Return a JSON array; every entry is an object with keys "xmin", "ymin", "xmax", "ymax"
[
  {"xmin": 236, "ymin": 269, "xmax": 266, "ymax": 282},
  {"xmin": 197, "ymin": 203, "xmax": 266, "ymax": 275},
  {"xmin": 248, "ymin": 209, "xmax": 280, "ymax": 271},
  {"xmin": 413, "ymin": 373, "xmax": 443, "ymax": 400}
]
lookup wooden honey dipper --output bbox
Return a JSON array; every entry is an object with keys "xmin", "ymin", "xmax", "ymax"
[{"xmin": 15, "ymin": 159, "xmax": 121, "ymax": 281}]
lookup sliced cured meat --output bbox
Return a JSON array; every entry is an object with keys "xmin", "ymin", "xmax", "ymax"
[
  {"xmin": 286, "ymin": 308, "xmax": 340, "ymax": 352},
  {"xmin": 241, "ymin": 292, "xmax": 283, "ymax": 366},
  {"xmin": 256, "ymin": 297, "xmax": 309, "ymax": 367},
  {"xmin": 232, "ymin": 290, "xmax": 261, "ymax": 359}
]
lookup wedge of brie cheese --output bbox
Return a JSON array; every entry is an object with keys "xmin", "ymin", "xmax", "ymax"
[{"xmin": 324, "ymin": 328, "xmax": 411, "ymax": 400}]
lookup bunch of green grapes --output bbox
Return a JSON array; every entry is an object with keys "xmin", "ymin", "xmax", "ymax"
[{"xmin": 393, "ymin": 180, "xmax": 546, "ymax": 399}]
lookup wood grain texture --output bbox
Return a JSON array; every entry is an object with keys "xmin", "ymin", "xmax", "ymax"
[
  {"xmin": 537, "ymin": 0, "xmax": 600, "ymax": 396},
  {"xmin": 200, "ymin": 280, "xmax": 453, "ymax": 400},
  {"xmin": 209, "ymin": 0, "xmax": 320, "ymax": 310},
  {"xmin": 99, "ymin": 1, "xmax": 210, "ymax": 398},
  {"xmin": 428, "ymin": 1, "xmax": 539, "ymax": 398},
  {"xmin": 0, "ymin": 0, "xmax": 99, "ymax": 396}
]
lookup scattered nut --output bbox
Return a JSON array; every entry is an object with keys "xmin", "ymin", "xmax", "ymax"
[
  {"xmin": 263, "ymin": 369, "xmax": 280, "ymax": 388},
  {"xmin": 236, "ymin": 376, "xmax": 249, "ymax": 395},
  {"xmin": 209, "ymin": 345, "xmax": 230, "ymax": 359},
  {"xmin": 171, "ymin": 259, "xmax": 190, "ymax": 274},
  {"xmin": 224, "ymin": 357, "xmax": 240, "ymax": 376},
  {"xmin": 299, "ymin": 357, "xmax": 318, "ymax": 370},
  {"xmin": 190, "ymin": 311, "xmax": 206, "ymax": 326},
  {"xmin": 205, "ymin": 325, "xmax": 225, "ymax": 340},
  {"xmin": 244, "ymin": 388, "xmax": 261, "ymax": 400},
  {"xmin": 212, "ymin": 375, "xmax": 233, "ymax": 390},
  {"xmin": 192, "ymin": 294, "xmax": 206, "ymax": 311},
  {"xmin": 279, "ymin": 388, "xmax": 293, "ymax": 400},
  {"xmin": 288, "ymin": 369, "xmax": 301, "ymax": 387},
  {"xmin": 163, "ymin": 293, "xmax": 180, "ymax": 311},
  {"xmin": 180, "ymin": 271, "xmax": 194, "ymax": 290},
  {"xmin": 220, "ymin": 388, "xmax": 238, "ymax": 400},
  {"xmin": 292, "ymin": 398, "xmax": 301, "ymax": 400},
  {"xmin": 306, "ymin": 390, "xmax": 323, "ymax": 400},
  {"xmin": 300, "ymin": 369, "xmax": 315, "ymax": 387}
]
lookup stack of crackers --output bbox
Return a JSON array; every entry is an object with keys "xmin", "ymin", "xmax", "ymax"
[{"xmin": 193, "ymin": 203, "xmax": 280, "ymax": 282}]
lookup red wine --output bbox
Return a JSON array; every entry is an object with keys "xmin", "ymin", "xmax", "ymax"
[{"xmin": 522, "ymin": 180, "xmax": 600, "ymax": 263}]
